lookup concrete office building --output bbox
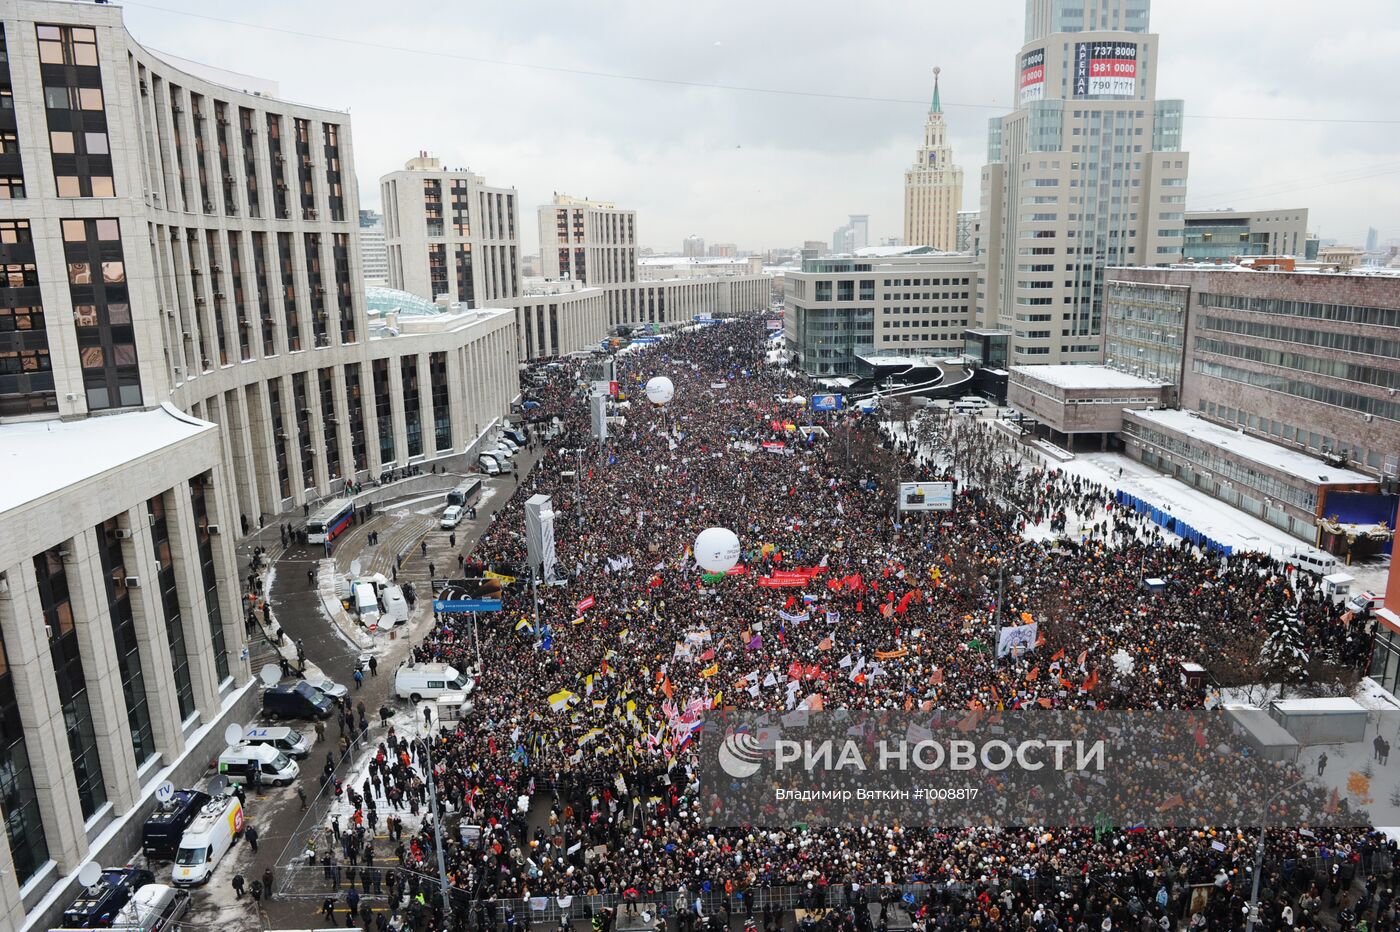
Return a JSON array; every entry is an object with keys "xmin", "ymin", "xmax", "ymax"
[
  {"xmin": 380, "ymin": 153, "xmax": 521, "ymax": 307},
  {"xmin": 902, "ymin": 69, "xmax": 963, "ymax": 252},
  {"xmin": 358, "ymin": 208, "xmax": 387, "ymax": 286},
  {"xmin": 1008, "ymin": 364, "xmax": 1170, "ymax": 437},
  {"xmin": 0, "ymin": 6, "xmax": 521, "ymax": 926},
  {"xmin": 512, "ymin": 278, "xmax": 609, "ymax": 360},
  {"xmin": 1107, "ymin": 266, "xmax": 1400, "ymax": 481},
  {"xmin": 783, "ymin": 250, "xmax": 978, "ymax": 376},
  {"xmin": 1182, "ymin": 208, "xmax": 1309, "ymax": 261},
  {"xmin": 606, "ymin": 275, "xmax": 770, "ymax": 332},
  {"xmin": 956, "ymin": 210, "xmax": 979, "ymax": 253},
  {"xmin": 682, "ymin": 234, "xmax": 705, "ymax": 258},
  {"xmin": 537, "ymin": 193, "xmax": 637, "ymax": 286},
  {"xmin": 832, "ymin": 214, "xmax": 869, "ymax": 255},
  {"xmin": 978, "ymin": 0, "xmax": 1189, "ymax": 364}
]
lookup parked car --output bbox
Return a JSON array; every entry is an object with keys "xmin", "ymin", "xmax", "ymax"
[
  {"xmin": 311, "ymin": 678, "xmax": 349, "ymax": 701},
  {"xmin": 441, "ymin": 505, "xmax": 464, "ymax": 529},
  {"xmin": 262, "ymin": 681, "xmax": 333, "ymax": 720},
  {"xmin": 112, "ymin": 883, "xmax": 189, "ymax": 932}
]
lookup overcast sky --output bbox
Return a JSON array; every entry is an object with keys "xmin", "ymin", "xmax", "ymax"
[{"xmin": 121, "ymin": 0, "xmax": 1400, "ymax": 255}]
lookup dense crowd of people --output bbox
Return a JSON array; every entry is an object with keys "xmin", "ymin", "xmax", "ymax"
[{"xmin": 363, "ymin": 318, "xmax": 1394, "ymax": 932}]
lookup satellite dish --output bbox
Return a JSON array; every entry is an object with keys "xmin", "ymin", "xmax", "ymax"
[
  {"xmin": 78, "ymin": 862, "xmax": 102, "ymax": 889},
  {"xmin": 224, "ymin": 723, "xmax": 245, "ymax": 747},
  {"xmin": 155, "ymin": 781, "xmax": 175, "ymax": 804},
  {"xmin": 351, "ymin": 559, "xmax": 363, "ymax": 578},
  {"xmin": 207, "ymin": 775, "xmax": 229, "ymax": 797},
  {"xmin": 259, "ymin": 663, "xmax": 281, "ymax": 687}
]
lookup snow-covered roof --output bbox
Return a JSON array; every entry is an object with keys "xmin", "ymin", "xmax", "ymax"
[
  {"xmin": 1270, "ymin": 698, "xmax": 1367, "ymax": 713},
  {"xmin": 0, "ymin": 404, "xmax": 215, "ymax": 515},
  {"xmin": 1011, "ymin": 364, "xmax": 1164, "ymax": 390},
  {"xmin": 1128, "ymin": 409, "xmax": 1374, "ymax": 486}
]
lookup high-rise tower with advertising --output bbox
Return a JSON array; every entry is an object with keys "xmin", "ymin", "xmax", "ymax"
[
  {"xmin": 902, "ymin": 68, "xmax": 964, "ymax": 251},
  {"xmin": 977, "ymin": 0, "xmax": 1188, "ymax": 364}
]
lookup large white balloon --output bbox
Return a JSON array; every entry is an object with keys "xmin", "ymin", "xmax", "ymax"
[
  {"xmin": 694, "ymin": 527, "xmax": 741, "ymax": 573},
  {"xmin": 645, "ymin": 376, "xmax": 675, "ymax": 405}
]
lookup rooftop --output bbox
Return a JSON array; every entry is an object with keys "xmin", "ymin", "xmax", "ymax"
[
  {"xmin": 1128, "ymin": 409, "xmax": 1375, "ymax": 486},
  {"xmin": 0, "ymin": 404, "xmax": 214, "ymax": 515},
  {"xmin": 365, "ymin": 286, "xmax": 448, "ymax": 318},
  {"xmin": 1011, "ymin": 364, "xmax": 1165, "ymax": 390}
]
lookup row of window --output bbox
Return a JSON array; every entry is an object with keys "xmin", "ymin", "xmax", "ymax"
[
  {"xmin": 1198, "ymin": 399, "xmax": 1393, "ymax": 474},
  {"xmin": 1121, "ymin": 420, "xmax": 1318, "ymax": 510}
]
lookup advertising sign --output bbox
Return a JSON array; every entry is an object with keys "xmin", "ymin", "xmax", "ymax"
[
  {"xmin": 1019, "ymin": 48, "xmax": 1045, "ymax": 104},
  {"xmin": 897, "ymin": 481, "xmax": 956, "ymax": 512},
  {"xmin": 1073, "ymin": 41, "xmax": 1137, "ymax": 98},
  {"xmin": 434, "ymin": 578, "xmax": 505, "ymax": 613},
  {"xmin": 811, "ymin": 393, "xmax": 843, "ymax": 412},
  {"xmin": 765, "ymin": 319, "xmax": 783, "ymax": 331}
]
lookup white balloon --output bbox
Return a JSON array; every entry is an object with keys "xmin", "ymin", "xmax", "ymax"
[
  {"xmin": 645, "ymin": 376, "xmax": 675, "ymax": 405},
  {"xmin": 694, "ymin": 527, "xmax": 741, "ymax": 573}
]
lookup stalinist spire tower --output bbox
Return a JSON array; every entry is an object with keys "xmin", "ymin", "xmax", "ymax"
[{"xmin": 902, "ymin": 67, "xmax": 964, "ymax": 251}]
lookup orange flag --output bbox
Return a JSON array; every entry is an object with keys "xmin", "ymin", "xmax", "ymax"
[
  {"xmin": 817, "ymin": 636, "xmax": 834, "ymax": 651},
  {"xmin": 1036, "ymin": 698, "xmax": 1053, "ymax": 709},
  {"xmin": 660, "ymin": 677, "xmax": 673, "ymax": 699},
  {"xmin": 903, "ymin": 694, "xmax": 913, "ymax": 712},
  {"xmin": 1026, "ymin": 666, "xmax": 1040, "ymax": 682},
  {"xmin": 1050, "ymin": 647, "xmax": 1066, "ymax": 662},
  {"xmin": 1083, "ymin": 669, "xmax": 1099, "ymax": 692},
  {"xmin": 700, "ymin": 664, "xmax": 719, "ymax": 679}
]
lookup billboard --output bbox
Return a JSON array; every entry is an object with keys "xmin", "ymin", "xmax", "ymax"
[
  {"xmin": 1073, "ymin": 41, "xmax": 1137, "ymax": 98},
  {"xmin": 765, "ymin": 319, "xmax": 783, "ymax": 331},
  {"xmin": 897, "ymin": 481, "xmax": 956, "ymax": 512},
  {"xmin": 1019, "ymin": 48, "xmax": 1045, "ymax": 104},
  {"xmin": 811, "ymin": 393, "xmax": 843, "ymax": 412},
  {"xmin": 433, "ymin": 578, "xmax": 504, "ymax": 613}
]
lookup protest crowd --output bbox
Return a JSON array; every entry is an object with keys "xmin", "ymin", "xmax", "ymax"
[{"xmin": 346, "ymin": 317, "xmax": 1396, "ymax": 932}]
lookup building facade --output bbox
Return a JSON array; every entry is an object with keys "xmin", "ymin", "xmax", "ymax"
[
  {"xmin": 513, "ymin": 278, "xmax": 609, "ymax": 360},
  {"xmin": 1182, "ymin": 208, "xmax": 1309, "ymax": 261},
  {"xmin": 977, "ymin": 0, "xmax": 1189, "ymax": 364},
  {"xmin": 606, "ymin": 275, "xmax": 769, "ymax": 332},
  {"xmin": 902, "ymin": 70, "xmax": 963, "ymax": 252},
  {"xmin": 358, "ymin": 208, "xmax": 387, "ymax": 286},
  {"xmin": 831, "ymin": 214, "xmax": 869, "ymax": 255},
  {"xmin": 1007, "ymin": 364, "xmax": 1169, "ymax": 436},
  {"xmin": 380, "ymin": 153, "xmax": 521, "ymax": 308},
  {"xmin": 955, "ymin": 210, "xmax": 978, "ymax": 252},
  {"xmin": 537, "ymin": 194, "xmax": 637, "ymax": 286},
  {"xmin": 783, "ymin": 252, "xmax": 977, "ymax": 376},
  {"xmin": 682, "ymin": 234, "xmax": 705, "ymax": 257},
  {"xmin": 0, "ymin": 7, "xmax": 524, "ymax": 925},
  {"xmin": 1108, "ymin": 266, "xmax": 1400, "ymax": 481}
]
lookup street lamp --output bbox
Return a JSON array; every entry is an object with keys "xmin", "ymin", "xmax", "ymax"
[
  {"xmin": 418, "ymin": 724, "xmax": 454, "ymax": 922},
  {"xmin": 1245, "ymin": 774, "xmax": 1309, "ymax": 932}
]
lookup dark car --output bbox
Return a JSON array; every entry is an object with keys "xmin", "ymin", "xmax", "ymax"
[
  {"xmin": 141, "ymin": 789, "xmax": 211, "ymax": 860},
  {"xmin": 262, "ymin": 681, "xmax": 333, "ymax": 720},
  {"xmin": 61, "ymin": 867, "xmax": 156, "ymax": 928}
]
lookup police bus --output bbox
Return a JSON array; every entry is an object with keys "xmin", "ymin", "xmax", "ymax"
[{"xmin": 306, "ymin": 497, "xmax": 355, "ymax": 544}]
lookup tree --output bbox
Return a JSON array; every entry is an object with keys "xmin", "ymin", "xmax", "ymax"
[{"xmin": 1259, "ymin": 602, "xmax": 1310, "ymax": 680}]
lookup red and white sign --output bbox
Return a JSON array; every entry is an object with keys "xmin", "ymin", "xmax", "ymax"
[
  {"xmin": 1073, "ymin": 41, "xmax": 1137, "ymax": 98},
  {"xmin": 575, "ymin": 595, "xmax": 596, "ymax": 614},
  {"xmin": 1019, "ymin": 48, "xmax": 1045, "ymax": 104}
]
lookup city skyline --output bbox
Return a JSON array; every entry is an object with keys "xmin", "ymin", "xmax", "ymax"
[{"xmin": 118, "ymin": 0, "xmax": 1400, "ymax": 253}]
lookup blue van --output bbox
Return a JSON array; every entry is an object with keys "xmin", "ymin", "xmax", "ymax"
[
  {"xmin": 262, "ymin": 681, "xmax": 333, "ymax": 720},
  {"xmin": 142, "ymin": 789, "xmax": 211, "ymax": 859}
]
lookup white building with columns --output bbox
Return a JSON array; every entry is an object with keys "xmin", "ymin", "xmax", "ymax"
[{"xmin": 0, "ymin": 3, "xmax": 519, "ymax": 926}]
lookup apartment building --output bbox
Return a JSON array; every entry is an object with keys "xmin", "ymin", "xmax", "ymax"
[
  {"xmin": 537, "ymin": 193, "xmax": 637, "ymax": 286},
  {"xmin": 0, "ymin": 6, "xmax": 519, "ymax": 925},
  {"xmin": 978, "ymin": 0, "xmax": 1189, "ymax": 364},
  {"xmin": 783, "ymin": 250, "xmax": 978, "ymax": 376},
  {"xmin": 380, "ymin": 153, "xmax": 521, "ymax": 307}
]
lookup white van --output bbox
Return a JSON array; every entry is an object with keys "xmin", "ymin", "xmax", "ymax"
[
  {"xmin": 171, "ymin": 796, "xmax": 243, "ymax": 886},
  {"xmin": 1288, "ymin": 549, "xmax": 1339, "ymax": 576},
  {"xmin": 958, "ymin": 395, "xmax": 989, "ymax": 408},
  {"xmin": 478, "ymin": 454, "xmax": 501, "ymax": 476},
  {"xmin": 395, "ymin": 662, "xmax": 472, "ymax": 703},
  {"xmin": 216, "ymin": 742, "xmax": 300, "ymax": 786},
  {"xmin": 114, "ymin": 884, "xmax": 189, "ymax": 932},
  {"xmin": 381, "ymin": 584, "xmax": 410, "ymax": 627},
  {"xmin": 242, "ymin": 725, "xmax": 312, "ymax": 759},
  {"xmin": 353, "ymin": 581, "xmax": 380, "ymax": 627},
  {"xmin": 440, "ymin": 505, "xmax": 464, "ymax": 529},
  {"xmin": 433, "ymin": 691, "xmax": 474, "ymax": 727}
]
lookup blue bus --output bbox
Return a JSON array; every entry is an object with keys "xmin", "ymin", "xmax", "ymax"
[{"xmin": 306, "ymin": 497, "xmax": 355, "ymax": 544}]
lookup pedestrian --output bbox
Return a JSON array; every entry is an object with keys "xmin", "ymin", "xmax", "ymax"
[
  {"xmin": 354, "ymin": 668, "xmax": 364, "ymax": 689},
  {"xmin": 421, "ymin": 541, "xmax": 428, "ymax": 558},
  {"xmin": 428, "ymin": 561, "xmax": 435, "ymax": 579},
  {"xmin": 299, "ymin": 785, "xmax": 309, "ymax": 810},
  {"xmin": 315, "ymin": 719, "xmax": 327, "ymax": 743},
  {"xmin": 449, "ymin": 532, "xmax": 456, "ymax": 548},
  {"xmin": 1318, "ymin": 752, "xmax": 1328, "ymax": 776},
  {"xmin": 250, "ymin": 879, "xmax": 263, "ymax": 902},
  {"xmin": 263, "ymin": 866, "xmax": 275, "ymax": 901},
  {"xmin": 232, "ymin": 873, "xmax": 246, "ymax": 898},
  {"xmin": 369, "ymin": 656, "xmax": 378, "ymax": 677},
  {"xmin": 379, "ymin": 705, "xmax": 391, "ymax": 727},
  {"xmin": 323, "ymin": 896, "xmax": 337, "ymax": 923},
  {"xmin": 246, "ymin": 824, "xmax": 260, "ymax": 853}
]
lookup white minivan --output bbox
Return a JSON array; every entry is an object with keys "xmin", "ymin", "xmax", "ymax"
[
  {"xmin": 395, "ymin": 662, "xmax": 472, "ymax": 703},
  {"xmin": 172, "ymin": 796, "xmax": 243, "ymax": 886},
  {"xmin": 440, "ymin": 505, "xmax": 464, "ymax": 529},
  {"xmin": 242, "ymin": 724, "xmax": 312, "ymax": 759},
  {"xmin": 1289, "ymin": 549, "xmax": 1339, "ymax": 576},
  {"xmin": 381, "ymin": 584, "xmax": 410, "ymax": 627},
  {"xmin": 478, "ymin": 453, "xmax": 501, "ymax": 476}
]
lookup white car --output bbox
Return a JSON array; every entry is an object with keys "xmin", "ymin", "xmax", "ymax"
[
  {"xmin": 440, "ymin": 505, "xmax": 464, "ymax": 529},
  {"xmin": 311, "ymin": 678, "xmax": 348, "ymax": 700}
]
